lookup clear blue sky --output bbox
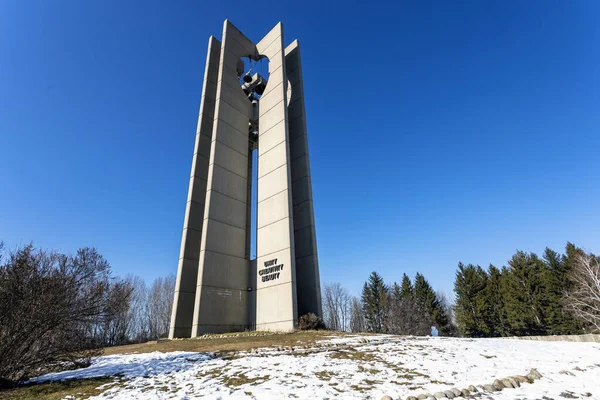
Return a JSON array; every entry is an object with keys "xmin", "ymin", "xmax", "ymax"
[{"xmin": 1, "ymin": 1, "xmax": 599, "ymax": 298}]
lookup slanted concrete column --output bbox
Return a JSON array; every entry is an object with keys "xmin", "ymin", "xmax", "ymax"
[
  {"xmin": 285, "ymin": 40, "xmax": 322, "ymax": 319},
  {"xmin": 191, "ymin": 20, "xmax": 256, "ymax": 336},
  {"xmin": 169, "ymin": 36, "xmax": 221, "ymax": 339}
]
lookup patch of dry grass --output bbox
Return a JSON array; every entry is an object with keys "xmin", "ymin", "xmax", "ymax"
[
  {"xmin": 0, "ymin": 377, "xmax": 117, "ymax": 400},
  {"xmin": 104, "ymin": 330, "xmax": 344, "ymax": 356}
]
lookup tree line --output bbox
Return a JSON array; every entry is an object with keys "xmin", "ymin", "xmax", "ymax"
[
  {"xmin": 322, "ymin": 272, "xmax": 456, "ymax": 336},
  {"xmin": 454, "ymin": 242, "xmax": 600, "ymax": 337},
  {"xmin": 323, "ymin": 242, "xmax": 600, "ymax": 338},
  {"xmin": 0, "ymin": 243, "xmax": 174, "ymax": 385}
]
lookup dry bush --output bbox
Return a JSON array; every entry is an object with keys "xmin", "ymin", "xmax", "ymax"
[
  {"xmin": 298, "ymin": 313, "xmax": 326, "ymax": 330},
  {"xmin": 0, "ymin": 245, "xmax": 113, "ymax": 385}
]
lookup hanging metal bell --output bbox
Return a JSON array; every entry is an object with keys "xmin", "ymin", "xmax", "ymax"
[{"xmin": 255, "ymin": 83, "xmax": 266, "ymax": 95}]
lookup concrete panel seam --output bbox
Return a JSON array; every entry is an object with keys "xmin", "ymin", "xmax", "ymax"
[
  {"xmin": 256, "ymin": 162, "xmax": 286, "ymax": 181},
  {"xmin": 257, "ymin": 187, "xmax": 288, "ymax": 205},
  {"xmin": 259, "ymin": 138, "xmax": 286, "ymax": 158},
  {"xmin": 295, "ymin": 253, "xmax": 319, "ymax": 262},
  {"xmin": 213, "ymin": 137, "xmax": 250, "ymax": 159},
  {"xmin": 202, "ymin": 216, "xmax": 247, "ymax": 232},
  {"xmin": 178, "ymin": 256, "xmax": 201, "ymax": 263},
  {"xmin": 206, "ymin": 189, "xmax": 247, "ymax": 206},
  {"xmin": 256, "ymin": 64, "xmax": 283, "ymax": 96},
  {"xmin": 260, "ymin": 98, "xmax": 286, "ymax": 120},
  {"xmin": 257, "ymin": 80, "xmax": 284, "ymax": 103},
  {"xmin": 214, "ymin": 95, "xmax": 251, "ymax": 120},
  {"xmin": 256, "ymin": 281, "xmax": 295, "ymax": 291},
  {"xmin": 213, "ymin": 117, "xmax": 249, "ymax": 137},
  {"xmin": 213, "ymin": 98, "xmax": 251, "ymax": 121},
  {"xmin": 258, "ymin": 117, "xmax": 285, "ymax": 137},
  {"xmin": 294, "ymin": 223, "xmax": 315, "ymax": 233},
  {"xmin": 258, "ymin": 215, "xmax": 291, "ymax": 231},
  {"xmin": 208, "ymin": 161, "xmax": 248, "ymax": 181},
  {"xmin": 287, "ymin": 96, "xmax": 303, "ymax": 109},
  {"xmin": 224, "ymin": 31, "xmax": 257, "ymax": 57},
  {"xmin": 290, "ymin": 150, "xmax": 309, "ymax": 164},
  {"xmin": 256, "ymin": 318, "xmax": 295, "ymax": 323},
  {"xmin": 199, "ymin": 249, "xmax": 248, "ymax": 261},
  {"xmin": 173, "ymin": 289, "xmax": 197, "ymax": 294},
  {"xmin": 289, "ymin": 113, "xmax": 305, "ymax": 124},
  {"xmin": 258, "ymin": 161, "xmax": 287, "ymax": 179},
  {"xmin": 216, "ymin": 75, "xmax": 250, "ymax": 102},
  {"xmin": 198, "ymin": 131, "xmax": 213, "ymax": 141},
  {"xmin": 187, "ymin": 199, "xmax": 206, "ymax": 207},
  {"xmin": 196, "ymin": 283, "xmax": 251, "ymax": 291},
  {"xmin": 285, "ymin": 64, "xmax": 300, "ymax": 77},
  {"xmin": 257, "ymin": 34, "xmax": 281, "ymax": 57},
  {"xmin": 292, "ymin": 199, "xmax": 310, "ymax": 209},
  {"xmin": 183, "ymin": 226, "xmax": 202, "ymax": 234},
  {"xmin": 257, "ymin": 246, "xmax": 295, "ymax": 259},
  {"xmin": 291, "ymin": 167, "xmax": 309, "ymax": 181}
]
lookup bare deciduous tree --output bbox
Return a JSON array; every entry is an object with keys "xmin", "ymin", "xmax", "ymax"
[
  {"xmin": 322, "ymin": 283, "xmax": 352, "ymax": 331},
  {"xmin": 126, "ymin": 275, "xmax": 150, "ymax": 342},
  {"xmin": 566, "ymin": 253, "xmax": 600, "ymax": 332},
  {"xmin": 386, "ymin": 295, "xmax": 431, "ymax": 336},
  {"xmin": 349, "ymin": 296, "xmax": 365, "ymax": 333},
  {"xmin": 102, "ymin": 279, "xmax": 134, "ymax": 346},
  {"xmin": 146, "ymin": 275, "xmax": 176, "ymax": 340},
  {"xmin": 0, "ymin": 245, "xmax": 110, "ymax": 384}
]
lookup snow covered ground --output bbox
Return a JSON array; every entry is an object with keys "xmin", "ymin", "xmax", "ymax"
[{"xmin": 29, "ymin": 335, "xmax": 600, "ymax": 399}]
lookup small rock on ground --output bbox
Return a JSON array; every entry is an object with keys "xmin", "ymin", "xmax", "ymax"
[
  {"xmin": 492, "ymin": 379, "xmax": 505, "ymax": 390},
  {"xmin": 559, "ymin": 370, "xmax": 576, "ymax": 376},
  {"xmin": 483, "ymin": 384, "xmax": 496, "ymax": 392},
  {"xmin": 506, "ymin": 376, "xmax": 520, "ymax": 388},
  {"xmin": 433, "ymin": 392, "xmax": 447, "ymax": 399},
  {"xmin": 501, "ymin": 378, "xmax": 515, "ymax": 388},
  {"xmin": 528, "ymin": 368, "xmax": 543, "ymax": 379},
  {"xmin": 514, "ymin": 375, "xmax": 532, "ymax": 384}
]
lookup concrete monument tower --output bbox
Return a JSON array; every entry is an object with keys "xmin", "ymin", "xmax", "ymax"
[{"xmin": 169, "ymin": 20, "xmax": 322, "ymax": 338}]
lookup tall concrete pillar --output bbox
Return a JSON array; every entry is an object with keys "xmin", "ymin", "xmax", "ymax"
[
  {"xmin": 169, "ymin": 36, "xmax": 221, "ymax": 339},
  {"xmin": 170, "ymin": 20, "xmax": 322, "ymax": 338}
]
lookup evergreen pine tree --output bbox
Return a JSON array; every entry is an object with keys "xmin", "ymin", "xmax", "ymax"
[
  {"xmin": 414, "ymin": 273, "xmax": 450, "ymax": 334},
  {"xmin": 392, "ymin": 282, "xmax": 402, "ymax": 303},
  {"xmin": 361, "ymin": 272, "xmax": 388, "ymax": 333},
  {"xmin": 400, "ymin": 273, "xmax": 414, "ymax": 298},
  {"xmin": 501, "ymin": 251, "xmax": 546, "ymax": 336},
  {"xmin": 453, "ymin": 263, "xmax": 489, "ymax": 337},
  {"xmin": 484, "ymin": 265, "xmax": 508, "ymax": 337}
]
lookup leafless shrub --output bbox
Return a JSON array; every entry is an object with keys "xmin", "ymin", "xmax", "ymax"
[
  {"xmin": 0, "ymin": 245, "xmax": 110, "ymax": 384},
  {"xmin": 298, "ymin": 313, "xmax": 325, "ymax": 330},
  {"xmin": 566, "ymin": 253, "xmax": 600, "ymax": 332}
]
